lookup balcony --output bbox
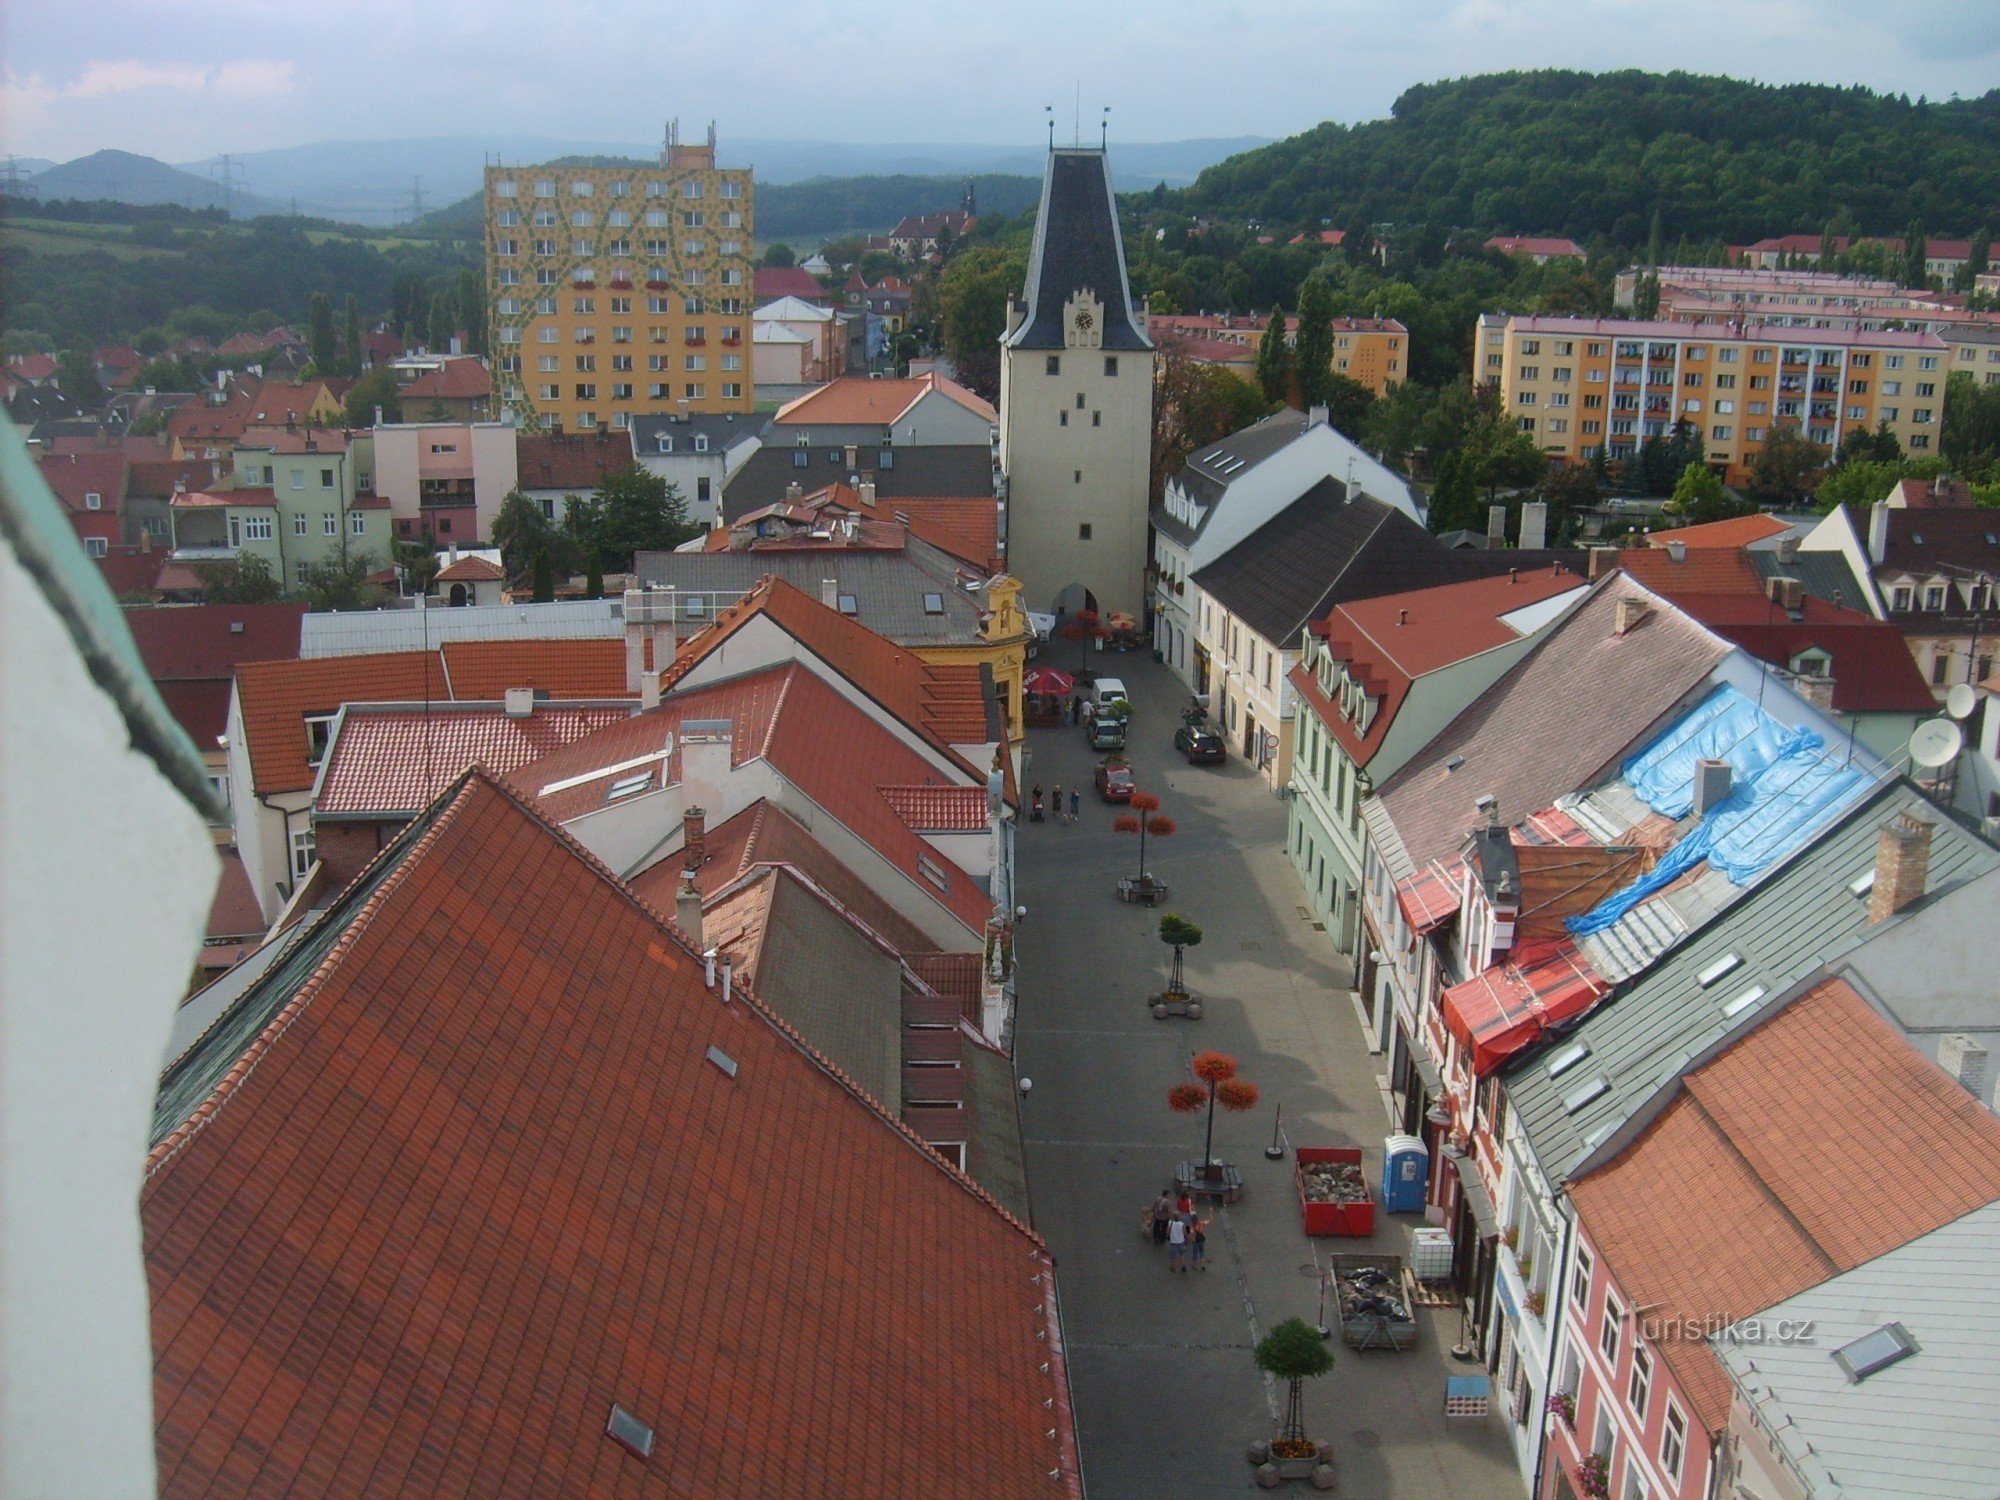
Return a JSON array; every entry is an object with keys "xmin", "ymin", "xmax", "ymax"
[{"xmin": 685, "ymin": 335, "xmax": 707, "ymax": 347}]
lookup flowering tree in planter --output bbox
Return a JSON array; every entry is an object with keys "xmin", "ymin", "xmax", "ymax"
[
  {"xmin": 1254, "ymin": 1317, "xmax": 1335, "ymax": 1461},
  {"xmin": 1159, "ymin": 913, "xmax": 1203, "ymax": 999},
  {"xmin": 1169, "ymin": 1050, "xmax": 1260, "ymax": 1172},
  {"xmin": 1115, "ymin": 792, "xmax": 1176, "ymax": 883}
]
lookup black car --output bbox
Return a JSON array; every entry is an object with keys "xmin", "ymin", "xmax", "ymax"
[{"xmin": 1175, "ymin": 724, "xmax": 1226, "ymax": 763}]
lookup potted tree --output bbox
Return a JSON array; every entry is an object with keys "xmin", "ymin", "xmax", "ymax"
[
  {"xmin": 1114, "ymin": 792, "xmax": 1175, "ymax": 903},
  {"xmin": 1169, "ymin": 1050, "xmax": 1259, "ymax": 1185},
  {"xmin": 1246, "ymin": 1318, "xmax": 1336, "ymax": 1488},
  {"xmin": 1152, "ymin": 913, "xmax": 1204, "ymax": 1018}
]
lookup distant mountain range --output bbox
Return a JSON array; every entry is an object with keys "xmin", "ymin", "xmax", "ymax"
[{"xmin": 12, "ymin": 134, "xmax": 1265, "ymax": 226}]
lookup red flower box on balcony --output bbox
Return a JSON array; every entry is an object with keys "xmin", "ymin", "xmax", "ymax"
[{"xmin": 685, "ymin": 336, "xmax": 706, "ymax": 346}]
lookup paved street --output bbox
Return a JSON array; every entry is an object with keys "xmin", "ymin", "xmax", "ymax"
[{"xmin": 1014, "ymin": 651, "xmax": 1521, "ymax": 1499}]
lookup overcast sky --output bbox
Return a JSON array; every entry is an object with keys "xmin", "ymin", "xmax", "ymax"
[{"xmin": 5, "ymin": 0, "xmax": 1998, "ymax": 164}]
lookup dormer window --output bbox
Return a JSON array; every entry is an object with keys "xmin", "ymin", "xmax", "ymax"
[
  {"xmin": 694, "ymin": 434, "xmax": 708, "ymax": 452},
  {"xmin": 1791, "ymin": 650, "xmax": 1831, "ymax": 678},
  {"xmin": 657, "ymin": 434, "xmax": 673, "ymax": 452}
]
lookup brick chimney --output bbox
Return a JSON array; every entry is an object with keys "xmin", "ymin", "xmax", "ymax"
[
  {"xmin": 1613, "ymin": 596, "xmax": 1651, "ymax": 635},
  {"xmin": 1794, "ymin": 674, "xmax": 1835, "ymax": 711},
  {"xmin": 1588, "ymin": 545, "xmax": 1620, "ymax": 581},
  {"xmin": 682, "ymin": 805, "xmax": 707, "ymax": 872},
  {"xmin": 1868, "ymin": 811, "xmax": 1934, "ymax": 924}
]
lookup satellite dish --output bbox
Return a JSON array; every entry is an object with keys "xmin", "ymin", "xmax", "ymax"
[
  {"xmin": 1946, "ymin": 683, "xmax": 1977, "ymax": 721},
  {"xmin": 1909, "ymin": 718, "xmax": 1964, "ymax": 770}
]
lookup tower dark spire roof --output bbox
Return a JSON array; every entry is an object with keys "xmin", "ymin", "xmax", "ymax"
[{"xmin": 1005, "ymin": 149, "xmax": 1150, "ymax": 352}]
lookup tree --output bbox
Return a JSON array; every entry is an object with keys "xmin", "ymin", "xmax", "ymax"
[
  {"xmin": 532, "ymin": 547, "xmax": 555, "ymax": 603},
  {"xmin": 1837, "ymin": 421, "xmax": 1902, "ymax": 466},
  {"xmin": 936, "ymin": 244, "xmax": 1025, "ymax": 404},
  {"xmin": 1150, "ymin": 354, "xmax": 1273, "ymax": 498},
  {"xmin": 1537, "ymin": 462, "xmax": 1601, "ymax": 542},
  {"xmin": 306, "ymin": 291, "xmax": 336, "ymax": 375},
  {"xmin": 298, "ymin": 554, "xmax": 387, "ymax": 612},
  {"xmin": 343, "ymin": 366, "xmax": 401, "ymax": 427},
  {"xmin": 1631, "ymin": 272, "xmax": 1661, "ymax": 319},
  {"xmin": 1814, "ymin": 456, "xmax": 1938, "ymax": 515},
  {"xmin": 392, "ymin": 538, "xmax": 439, "ymax": 597},
  {"xmin": 1902, "ymin": 220, "xmax": 1929, "ymax": 289},
  {"xmin": 406, "ymin": 277, "xmax": 430, "ymax": 346},
  {"xmin": 761, "ymin": 242, "xmax": 797, "ymax": 268},
  {"xmin": 1475, "ymin": 427, "xmax": 1546, "ymax": 500},
  {"xmin": 1943, "ymin": 370, "xmax": 2000, "ymax": 479},
  {"xmin": 1166, "ymin": 1050, "xmax": 1259, "ymax": 1174},
  {"xmin": 1253, "ymin": 1318, "xmax": 1335, "ymax": 1452},
  {"xmin": 583, "ymin": 465, "xmax": 698, "ymax": 571},
  {"xmin": 1959, "ymin": 228, "xmax": 1991, "ymax": 293},
  {"xmin": 456, "ymin": 267, "xmax": 486, "ymax": 358},
  {"xmin": 1293, "ymin": 276, "xmax": 1336, "ymax": 409},
  {"xmin": 56, "ymin": 347, "xmax": 103, "ymax": 406},
  {"xmin": 1360, "ymin": 379, "xmax": 1433, "ymax": 470},
  {"xmin": 1668, "ymin": 462, "xmax": 1746, "ymax": 526},
  {"xmin": 492, "ymin": 488, "xmax": 559, "ymax": 577},
  {"xmin": 342, "ymin": 294, "xmax": 363, "ymax": 377},
  {"xmin": 1255, "ymin": 306, "xmax": 1292, "ymax": 405},
  {"xmin": 1748, "ymin": 424, "xmax": 1828, "ymax": 509},
  {"xmin": 1320, "ymin": 373, "xmax": 1375, "ymax": 442},
  {"xmin": 585, "ymin": 551, "xmax": 604, "ymax": 599},
  {"xmin": 1114, "ymin": 790, "xmax": 1176, "ymax": 883},
  {"xmin": 1425, "ymin": 451, "xmax": 1483, "ymax": 535},
  {"xmin": 1159, "ymin": 913, "xmax": 1203, "ymax": 999},
  {"xmin": 427, "ymin": 284, "xmax": 456, "ymax": 353},
  {"xmin": 195, "ymin": 553, "xmax": 282, "ymax": 604}
]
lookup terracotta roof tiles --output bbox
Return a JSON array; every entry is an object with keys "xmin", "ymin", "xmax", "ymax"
[
  {"xmin": 316, "ymin": 703, "xmax": 634, "ymax": 816},
  {"xmin": 145, "ymin": 771, "xmax": 1079, "ymax": 1498},
  {"xmin": 399, "ymin": 359, "xmax": 491, "ymax": 401},
  {"xmin": 774, "ymin": 373, "xmax": 996, "ymax": 427},
  {"xmin": 1646, "ymin": 514, "xmax": 1792, "ymax": 549}
]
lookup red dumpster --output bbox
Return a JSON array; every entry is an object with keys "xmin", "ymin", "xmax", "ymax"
[{"xmin": 1296, "ymin": 1146, "xmax": 1376, "ymax": 1237}]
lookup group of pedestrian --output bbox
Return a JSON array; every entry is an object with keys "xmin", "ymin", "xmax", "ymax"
[
  {"xmin": 1065, "ymin": 695, "xmax": 1099, "ymax": 728},
  {"xmin": 1147, "ymin": 1187, "xmax": 1211, "ymax": 1273},
  {"xmin": 1030, "ymin": 783, "xmax": 1081, "ymax": 824}
]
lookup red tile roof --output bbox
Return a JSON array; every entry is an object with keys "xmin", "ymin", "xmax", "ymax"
[
  {"xmin": 7, "ymin": 352, "xmax": 58, "ymax": 381},
  {"xmin": 433, "ymin": 554, "xmax": 506, "ymax": 582},
  {"xmin": 128, "ymin": 458, "xmax": 227, "ymax": 498},
  {"xmin": 1663, "ymin": 593, "xmax": 1937, "ymax": 713},
  {"xmin": 752, "ymin": 265, "xmax": 829, "ymax": 303},
  {"xmin": 204, "ymin": 847, "xmax": 265, "ymax": 942},
  {"xmin": 514, "ymin": 431, "xmax": 634, "ymax": 492},
  {"xmin": 1484, "ymin": 235, "xmax": 1585, "ymax": 258},
  {"xmin": 35, "ymin": 450, "xmax": 128, "ymax": 514},
  {"xmin": 145, "ymin": 771, "xmax": 1078, "ymax": 1498},
  {"xmin": 316, "ymin": 704, "xmax": 634, "ymax": 816},
  {"xmin": 774, "ymin": 373, "xmax": 996, "ymax": 427},
  {"xmin": 170, "ymin": 486, "xmax": 274, "ymax": 509},
  {"xmin": 1569, "ymin": 975, "xmax": 2000, "ymax": 1433},
  {"xmin": 885, "ymin": 495, "xmax": 1004, "ymax": 571},
  {"xmin": 881, "ymin": 784, "xmax": 989, "ymax": 831},
  {"xmin": 97, "ymin": 544, "xmax": 169, "ymax": 601},
  {"xmin": 1611, "ymin": 546, "xmax": 1767, "ymax": 594},
  {"xmin": 125, "ymin": 602, "xmax": 308, "ymax": 681},
  {"xmin": 441, "ymin": 637, "xmax": 635, "ymax": 699},
  {"xmin": 401, "ymin": 358, "xmax": 491, "ymax": 401},
  {"xmin": 1646, "ymin": 513, "xmax": 1792, "ymax": 549}
]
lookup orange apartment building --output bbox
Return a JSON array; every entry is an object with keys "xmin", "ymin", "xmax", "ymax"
[
  {"xmin": 485, "ymin": 127, "xmax": 755, "ymax": 434},
  {"xmin": 1478, "ymin": 314, "xmax": 1947, "ymax": 487},
  {"xmin": 1148, "ymin": 313, "xmax": 1409, "ymax": 396}
]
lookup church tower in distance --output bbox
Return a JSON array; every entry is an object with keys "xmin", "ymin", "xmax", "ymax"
[{"xmin": 997, "ymin": 147, "xmax": 1156, "ymax": 621}]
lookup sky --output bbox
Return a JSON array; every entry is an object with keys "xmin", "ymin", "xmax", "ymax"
[{"xmin": 5, "ymin": 0, "xmax": 2000, "ymax": 165}]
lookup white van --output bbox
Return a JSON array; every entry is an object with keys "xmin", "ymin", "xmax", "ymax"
[{"xmin": 1091, "ymin": 677, "xmax": 1131, "ymax": 712}]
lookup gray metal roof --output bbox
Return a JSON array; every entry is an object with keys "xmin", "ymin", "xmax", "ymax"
[
  {"xmin": 299, "ymin": 598, "xmax": 626, "ymax": 657},
  {"xmin": 752, "ymin": 871, "xmax": 905, "ymax": 1111},
  {"xmin": 1836, "ymin": 866, "xmax": 2000, "ymax": 1038},
  {"xmin": 1505, "ymin": 780, "xmax": 2000, "ymax": 1185},
  {"xmin": 1153, "ymin": 408, "xmax": 1310, "ymax": 541},
  {"xmin": 1004, "ymin": 149, "xmax": 1150, "ymax": 352},
  {"xmin": 633, "ymin": 538, "xmax": 990, "ymax": 648},
  {"xmin": 628, "ymin": 411, "xmax": 761, "ymax": 453},
  {"xmin": 1746, "ymin": 548, "xmax": 1870, "ymax": 610},
  {"xmin": 1715, "ymin": 1199, "xmax": 2000, "ymax": 1500}
]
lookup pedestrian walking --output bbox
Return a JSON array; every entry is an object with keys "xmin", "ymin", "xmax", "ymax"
[
  {"xmin": 1176, "ymin": 1188, "xmax": 1194, "ymax": 1220},
  {"xmin": 1166, "ymin": 1212, "xmax": 1190, "ymax": 1271},
  {"xmin": 1068, "ymin": 694, "xmax": 1080, "ymax": 724},
  {"xmin": 1190, "ymin": 1213, "xmax": 1212, "ymax": 1271},
  {"xmin": 1050, "ymin": 782, "xmax": 1063, "ymax": 823},
  {"xmin": 1031, "ymin": 784, "xmax": 1044, "ymax": 822},
  {"xmin": 1151, "ymin": 1189, "xmax": 1173, "ymax": 1246},
  {"xmin": 1082, "ymin": 699, "xmax": 1097, "ymax": 728},
  {"xmin": 1068, "ymin": 787, "xmax": 1080, "ymax": 822}
]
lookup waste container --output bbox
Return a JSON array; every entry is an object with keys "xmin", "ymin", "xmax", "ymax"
[{"xmin": 1382, "ymin": 1134, "xmax": 1429, "ymax": 1214}]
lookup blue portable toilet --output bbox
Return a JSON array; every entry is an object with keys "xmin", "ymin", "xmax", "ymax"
[{"xmin": 1382, "ymin": 1134, "xmax": 1429, "ymax": 1214}]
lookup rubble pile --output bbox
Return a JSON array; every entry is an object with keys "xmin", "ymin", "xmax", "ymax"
[{"xmin": 1298, "ymin": 1158, "xmax": 1369, "ymax": 1204}]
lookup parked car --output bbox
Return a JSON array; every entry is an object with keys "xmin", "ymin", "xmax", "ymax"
[
  {"xmin": 1175, "ymin": 724, "xmax": 1226, "ymax": 763},
  {"xmin": 1094, "ymin": 759, "xmax": 1136, "ymax": 802},
  {"xmin": 1091, "ymin": 678, "xmax": 1132, "ymax": 718},
  {"xmin": 1088, "ymin": 715, "xmax": 1127, "ymax": 751}
]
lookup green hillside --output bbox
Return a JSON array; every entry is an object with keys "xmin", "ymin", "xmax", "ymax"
[{"xmin": 1180, "ymin": 70, "xmax": 2000, "ymax": 243}]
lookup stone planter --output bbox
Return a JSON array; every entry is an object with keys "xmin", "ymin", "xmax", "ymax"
[
  {"xmin": 1149, "ymin": 989, "xmax": 1203, "ymax": 1020},
  {"xmin": 1248, "ymin": 1440, "xmax": 1335, "ymax": 1488}
]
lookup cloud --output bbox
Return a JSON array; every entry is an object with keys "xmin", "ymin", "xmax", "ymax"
[
  {"xmin": 68, "ymin": 60, "xmax": 210, "ymax": 97},
  {"xmin": 22, "ymin": 56, "xmax": 295, "ymax": 102}
]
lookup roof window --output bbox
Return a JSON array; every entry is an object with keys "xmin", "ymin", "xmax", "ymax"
[
  {"xmin": 605, "ymin": 1404, "xmax": 655, "ymax": 1458},
  {"xmin": 1546, "ymin": 1041, "xmax": 1591, "ymax": 1078},
  {"xmin": 1696, "ymin": 952, "xmax": 1743, "ymax": 988},
  {"xmin": 1832, "ymin": 1323, "xmax": 1918, "ymax": 1383},
  {"xmin": 1720, "ymin": 983, "xmax": 1767, "ymax": 1019},
  {"xmin": 837, "ymin": 594, "xmax": 858, "ymax": 615},
  {"xmin": 705, "ymin": 1044, "xmax": 739, "ymax": 1078},
  {"xmin": 922, "ymin": 592, "xmax": 945, "ymax": 614},
  {"xmin": 1561, "ymin": 1074, "xmax": 1610, "ymax": 1114},
  {"xmin": 607, "ymin": 771, "xmax": 653, "ymax": 801},
  {"xmin": 1848, "ymin": 869, "xmax": 1875, "ymax": 898}
]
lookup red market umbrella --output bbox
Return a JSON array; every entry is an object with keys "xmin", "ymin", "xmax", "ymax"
[
  {"xmin": 1106, "ymin": 611, "xmax": 1138, "ymax": 632},
  {"xmin": 1022, "ymin": 666, "xmax": 1075, "ymax": 695}
]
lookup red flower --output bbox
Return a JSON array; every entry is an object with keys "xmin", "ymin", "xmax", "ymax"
[
  {"xmin": 1129, "ymin": 791, "xmax": 1162, "ymax": 814},
  {"xmin": 1216, "ymin": 1079, "xmax": 1260, "ymax": 1111},
  {"xmin": 1191, "ymin": 1050, "xmax": 1238, "ymax": 1083},
  {"xmin": 1167, "ymin": 1083, "xmax": 1207, "ymax": 1113},
  {"xmin": 1113, "ymin": 815, "xmax": 1140, "ymax": 834}
]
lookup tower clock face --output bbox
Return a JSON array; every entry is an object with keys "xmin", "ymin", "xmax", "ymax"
[{"xmin": 1074, "ymin": 307, "xmax": 1094, "ymax": 332}]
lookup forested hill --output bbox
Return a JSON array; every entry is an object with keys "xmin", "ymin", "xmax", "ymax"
[{"xmin": 1180, "ymin": 70, "xmax": 2000, "ymax": 244}]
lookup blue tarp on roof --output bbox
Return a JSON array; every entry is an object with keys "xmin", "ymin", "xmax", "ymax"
[{"xmin": 1567, "ymin": 685, "xmax": 1872, "ymax": 936}]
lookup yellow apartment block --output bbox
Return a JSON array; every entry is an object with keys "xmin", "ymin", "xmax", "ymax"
[
  {"xmin": 1478, "ymin": 314, "xmax": 1948, "ymax": 488},
  {"xmin": 485, "ymin": 132, "xmax": 756, "ymax": 435},
  {"xmin": 1148, "ymin": 314, "xmax": 1408, "ymax": 397}
]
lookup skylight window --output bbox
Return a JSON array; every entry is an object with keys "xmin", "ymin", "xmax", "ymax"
[
  {"xmin": 1546, "ymin": 1042, "xmax": 1591, "ymax": 1078},
  {"xmin": 922, "ymin": 592, "xmax": 945, "ymax": 614},
  {"xmin": 1721, "ymin": 983, "xmax": 1768, "ymax": 1019},
  {"xmin": 1696, "ymin": 952, "xmax": 1743, "ymax": 989},
  {"xmin": 705, "ymin": 1044, "xmax": 739, "ymax": 1078},
  {"xmin": 607, "ymin": 771, "xmax": 653, "ymax": 800},
  {"xmin": 606, "ymin": 1404, "xmax": 655, "ymax": 1458},
  {"xmin": 1832, "ymin": 1323, "xmax": 1918, "ymax": 1383},
  {"xmin": 1561, "ymin": 1074, "xmax": 1610, "ymax": 1114},
  {"xmin": 838, "ymin": 594, "xmax": 859, "ymax": 615}
]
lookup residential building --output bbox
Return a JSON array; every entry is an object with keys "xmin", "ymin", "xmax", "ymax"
[
  {"xmin": 1152, "ymin": 406, "xmax": 1417, "ymax": 680},
  {"xmin": 173, "ymin": 427, "xmax": 391, "ymax": 590},
  {"xmin": 514, "ymin": 428, "xmax": 639, "ymax": 521},
  {"xmin": 373, "ymin": 419, "xmax": 519, "ymax": 545},
  {"xmin": 629, "ymin": 410, "xmax": 757, "ymax": 526},
  {"xmin": 1613, "ymin": 264, "xmax": 1993, "ymax": 335},
  {"xmin": 2, "ymin": 428, "xmax": 220, "ymax": 1500},
  {"xmin": 124, "ymin": 456, "xmax": 217, "ymax": 547},
  {"xmin": 145, "ymin": 767, "xmax": 1080, "ymax": 1496},
  {"xmin": 484, "ymin": 126, "xmax": 755, "ymax": 434},
  {"xmin": 1287, "ymin": 567, "xmax": 1589, "ymax": 990},
  {"xmin": 751, "ymin": 294, "xmax": 847, "ymax": 390},
  {"xmin": 888, "ymin": 208, "xmax": 974, "ymax": 258},
  {"xmin": 1730, "ymin": 233, "xmax": 1976, "ymax": 280},
  {"xmin": 751, "ymin": 263, "xmax": 831, "ymax": 307},
  {"xmin": 1713, "ymin": 1200, "xmax": 2000, "ymax": 1500},
  {"xmin": 1485, "ymin": 236, "xmax": 1585, "ymax": 263},
  {"xmin": 1478, "ymin": 314, "xmax": 1948, "ymax": 486},
  {"xmin": 1148, "ymin": 313, "xmax": 1411, "ymax": 396},
  {"xmin": 998, "ymin": 146, "xmax": 1156, "ymax": 620},
  {"xmin": 34, "ymin": 448, "xmax": 126, "ymax": 559},
  {"xmin": 1551, "ymin": 975, "xmax": 2000, "ymax": 1500},
  {"xmin": 396, "ymin": 355, "xmax": 492, "ymax": 421},
  {"xmin": 1797, "ymin": 476, "xmax": 2000, "ymax": 696},
  {"xmin": 1942, "ymin": 322, "xmax": 2000, "ymax": 387},
  {"xmin": 1497, "ymin": 784, "xmax": 1998, "ymax": 1493}
]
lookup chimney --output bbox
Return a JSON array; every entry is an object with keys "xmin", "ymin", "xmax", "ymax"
[
  {"xmin": 679, "ymin": 721, "xmax": 732, "ymax": 816},
  {"xmin": 1774, "ymin": 534, "xmax": 1800, "ymax": 564},
  {"xmin": 1487, "ymin": 504, "xmax": 1508, "ymax": 544},
  {"xmin": 641, "ymin": 668, "xmax": 662, "ymax": 711},
  {"xmin": 1937, "ymin": 1034, "xmax": 1990, "ymax": 1098},
  {"xmin": 1588, "ymin": 545, "xmax": 1620, "ymax": 581},
  {"xmin": 1518, "ymin": 500, "xmax": 1548, "ymax": 551},
  {"xmin": 675, "ymin": 868, "xmax": 704, "ymax": 946},
  {"xmin": 1867, "ymin": 501, "xmax": 1890, "ymax": 566},
  {"xmin": 1614, "ymin": 596, "xmax": 1651, "ymax": 635},
  {"xmin": 682, "ymin": 804, "xmax": 707, "ymax": 873},
  {"xmin": 1307, "ymin": 404, "xmax": 1328, "ymax": 429},
  {"xmin": 1868, "ymin": 811, "xmax": 1935, "ymax": 924},
  {"xmin": 504, "ymin": 687, "xmax": 535, "ymax": 718},
  {"xmin": 1664, "ymin": 539, "xmax": 1688, "ymax": 563},
  {"xmin": 843, "ymin": 444, "xmax": 858, "ymax": 469},
  {"xmin": 858, "ymin": 480, "xmax": 876, "ymax": 507},
  {"xmin": 1692, "ymin": 758, "xmax": 1732, "ymax": 815},
  {"xmin": 1794, "ymin": 674, "xmax": 1835, "ymax": 711},
  {"xmin": 785, "ymin": 481, "xmax": 804, "ymax": 503},
  {"xmin": 821, "ymin": 577, "xmax": 838, "ymax": 610}
]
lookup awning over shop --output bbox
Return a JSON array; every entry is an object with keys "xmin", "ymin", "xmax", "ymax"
[
  {"xmin": 1395, "ymin": 857, "xmax": 1467, "ymax": 936},
  {"xmin": 1447, "ymin": 1148, "xmax": 1500, "ymax": 1239},
  {"xmin": 1441, "ymin": 942, "xmax": 1609, "ymax": 1077},
  {"xmin": 1409, "ymin": 1045, "xmax": 1443, "ymax": 1096}
]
